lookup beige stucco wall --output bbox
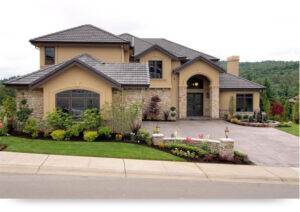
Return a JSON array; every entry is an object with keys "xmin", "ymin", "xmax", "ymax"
[
  {"xmin": 39, "ymin": 45, "xmax": 129, "ymax": 68},
  {"xmin": 38, "ymin": 65, "xmax": 113, "ymax": 118},
  {"xmin": 219, "ymin": 90, "xmax": 260, "ymax": 116},
  {"xmin": 139, "ymin": 49, "xmax": 173, "ymax": 89}
]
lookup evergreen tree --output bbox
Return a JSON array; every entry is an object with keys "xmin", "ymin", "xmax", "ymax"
[
  {"xmin": 264, "ymin": 78, "xmax": 273, "ymax": 101},
  {"xmin": 283, "ymin": 100, "xmax": 292, "ymax": 121},
  {"xmin": 292, "ymin": 98, "xmax": 299, "ymax": 124},
  {"xmin": 261, "ymin": 91, "xmax": 271, "ymax": 119}
]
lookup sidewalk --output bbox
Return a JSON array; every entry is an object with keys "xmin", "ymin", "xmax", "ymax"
[{"xmin": 0, "ymin": 151, "xmax": 298, "ymax": 184}]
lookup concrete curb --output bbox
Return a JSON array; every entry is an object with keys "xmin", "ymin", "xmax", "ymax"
[{"xmin": 0, "ymin": 152, "xmax": 299, "ymax": 184}]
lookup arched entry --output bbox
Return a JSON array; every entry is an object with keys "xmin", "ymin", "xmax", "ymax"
[{"xmin": 186, "ymin": 75, "xmax": 210, "ymax": 117}]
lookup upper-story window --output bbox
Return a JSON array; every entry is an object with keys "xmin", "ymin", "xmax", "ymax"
[
  {"xmin": 236, "ymin": 94, "xmax": 253, "ymax": 112},
  {"xmin": 149, "ymin": 60, "xmax": 162, "ymax": 79},
  {"xmin": 45, "ymin": 47, "xmax": 55, "ymax": 65}
]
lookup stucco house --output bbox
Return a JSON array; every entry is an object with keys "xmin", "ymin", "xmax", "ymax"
[{"xmin": 4, "ymin": 24, "xmax": 265, "ymax": 121}]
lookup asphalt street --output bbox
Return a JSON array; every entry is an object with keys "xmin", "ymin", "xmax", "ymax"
[{"xmin": 0, "ymin": 173, "xmax": 298, "ymax": 198}]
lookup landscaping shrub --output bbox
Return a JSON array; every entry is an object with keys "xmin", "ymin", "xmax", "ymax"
[
  {"xmin": 170, "ymin": 106, "xmax": 176, "ymax": 112},
  {"xmin": 163, "ymin": 110, "xmax": 169, "ymax": 121},
  {"xmin": 23, "ymin": 118, "xmax": 38, "ymax": 138},
  {"xmin": 292, "ymin": 98, "xmax": 299, "ymax": 124},
  {"xmin": 82, "ymin": 108, "xmax": 103, "ymax": 130},
  {"xmin": 15, "ymin": 94, "xmax": 33, "ymax": 130},
  {"xmin": 170, "ymin": 112, "xmax": 176, "ymax": 117},
  {"xmin": 51, "ymin": 130, "xmax": 66, "ymax": 141},
  {"xmin": 224, "ymin": 114, "xmax": 228, "ymax": 120},
  {"xmin": 230, "ymin": 118, "xmax": 240, "ymax": 125},
  {"xmin": 2, "ymin": 97, "xmax": 16, "ymax": 132},
  {"xmin": 270, "ymin": 100, "xmax": 284, "ymax": 118},
  {"xmin": 229, "ymin": 96, "xmax": 235, "ymax": 116},
  {"xmin": 46, "ymin": 109, "xmax": 72, "ymax": 131},
  {"xmin": 235, "ymin": 114, "xmax": 242, "ymax": 120},
  {"xmin": 272, "ymin": 114, "xmax": 281, "ymax": 121},
  {"xmin": 137, "ymin": 129, "xmax": 150, "ymax": 144},
  {"xmin": 165, "ymin": 143, "xmax": 208, "ymax": 157},
  {"xmin": 234, "ymin": 150, "xmax": 249, "ymax": 164},
  {"xmin": 283, "ymin": 100, "xmax": 292, "ymax": 121},
  {"xmin": 0, "ymin": 123, "xmax": 8, "ymax": 136},
  {"xmin": 83, "ymin": 131, "xmax": 98, "ymax": 142},
  {"xmin": 148, "ymin": 95, "xmax": 161, "ymax": 120},
  {"xmin": 261, "ymin": 91, "xmax": 271, "ymax": 119},
  {"xmin": 278, "ymin": 122, "xmax": 292, "ymax": 127},
  {"xmin": 98, "ymin": 126, "xmax": 113, "ymax": 139},
  {"xmin": 248, "ymin": 115, "xmax": 254, "ymax": 122},
  {"xmin": 115, "ymin": 133, "xmax": 122, "ymax": 141},
  {"xmin": 242, "ymin": 115, "xmax": 248, "ymax": 120},
  {"xmin": 65, "ymin": 122, "xmax": 84, "ymax": 139},
  {"xmin": 102, "ymin": 91, "xmax": 143, "ymax": 134}
]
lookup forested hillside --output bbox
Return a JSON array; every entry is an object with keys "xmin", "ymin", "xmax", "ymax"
[{"xmin": 218, "ymin": 61, "xmax": 299, "ymax": 104}]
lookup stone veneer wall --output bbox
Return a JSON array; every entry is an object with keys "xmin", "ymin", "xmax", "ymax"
[
  {"xmin": 16, "ymin": 89, "xmax": 44, "ymax": 122},
  {"xmin": 116, "ymin": 88, "xmax": 172, "ymax": 119}
]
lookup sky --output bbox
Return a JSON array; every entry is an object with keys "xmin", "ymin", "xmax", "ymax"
[{"xmin": 0, "ymin": 0, "xmax": 299, "ymax": 79}]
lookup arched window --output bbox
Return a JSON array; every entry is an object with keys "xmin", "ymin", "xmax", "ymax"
[
  {"xmin": 56, "ymin": 90, "xmax": 100, "ymax": 119},
  {"xmin": 187, "ymin": 76, "xmax": 204, "ymax": 89}
]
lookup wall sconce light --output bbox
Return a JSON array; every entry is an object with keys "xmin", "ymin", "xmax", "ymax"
[{"xmin": 225, "ymin": 127, "xmax": 229, "ymax": 138}]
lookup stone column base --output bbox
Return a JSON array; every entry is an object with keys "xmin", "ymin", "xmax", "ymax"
[{"xmin": 219, "ymin": 138, "xmax": 234, "ymax": 160}]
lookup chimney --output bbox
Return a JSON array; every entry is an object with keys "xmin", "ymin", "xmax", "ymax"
[{"xmin": 227, "ymin": 56, "xmax": 240, "ymax": 76}]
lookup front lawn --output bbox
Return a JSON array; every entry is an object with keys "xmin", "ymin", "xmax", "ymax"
[
  {"xmin": 0, "ymin": 136, "xmax": 184, "ymax": 161},
  {"xmin": 276, "ymin": 123, "xmax": 299, "ymax": 136}
]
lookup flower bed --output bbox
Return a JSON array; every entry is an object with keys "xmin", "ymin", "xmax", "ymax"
[
  {"xmin": 0, "ymin": 144, "xmax": 7, "ymax": 151},
  {"xmin": 228, "ymin": 118, "xmax": 280, "ymax": 127},
  {"xmin": 155, "ymin": 143, "xmax": 252, "ymax": 165}
]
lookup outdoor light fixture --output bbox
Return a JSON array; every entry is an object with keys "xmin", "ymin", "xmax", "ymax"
[
  {"xmin": 156, "ymin": 125, "xmax": 160, "ymax": 134},
  {"xmin": 225, "ymin": 127, "xmax": 229, "ymax": 138}
]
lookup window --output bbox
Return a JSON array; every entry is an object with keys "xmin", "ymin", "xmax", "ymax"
[
  {"xmin": 149, "ymin": 60, "xmax": 162, "ymax": 78},
  {"xmin": 187, "ymin": 76, "xmax": 204, "ymax": 89},
  {"xmin": 56, "ymin": 90, "xmax": 100, "ymax": 119},
  {"xmin": 236, "ymin": 94, "xmax": 253, "ymax": 112},
  {"xmin": 45, "ymin": 47, "xmax": 55, "ymax": 65}
]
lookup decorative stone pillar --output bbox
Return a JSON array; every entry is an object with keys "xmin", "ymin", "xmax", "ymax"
[
  {"xmin": 178, "ymin": 86, "xmax": 187, "ymax": 119},
  {"xmin": 152, "ymin": 134, "xmax": 165, "ymax": 145},
  {"xmin": 210, "ymin": 86, "xmax": 219, "ymax": 119},
  {"xmin": 219, "ymin": 138, "xmax": 234, "ymax": 160}
]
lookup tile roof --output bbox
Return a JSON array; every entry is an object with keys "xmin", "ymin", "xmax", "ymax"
[
  {"xmin": 119, "ymin": 33, "xmax": 218, "ymax": 61},
  {"xmin": 4, "ymin": 54, "xmax": 150, "ymax": 88},
  {"xmin": 173, "ymin": 55, "xmax": 226, "ymax": 73},
  {"xmin": 219, "ymin": 73, "xmax": 265, "ymax": 90},
  {"xmin": 30, "ymin": 25, "xmax": 129, "ymax": 44}
]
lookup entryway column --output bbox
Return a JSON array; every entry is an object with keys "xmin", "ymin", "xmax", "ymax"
[
  {"xmin": 210, "ymin": 86, "xmax": 219, "ymax": 119},
  {"xmin": 178, "ymin": 86, "xmax": 187, "ymax": 119}
]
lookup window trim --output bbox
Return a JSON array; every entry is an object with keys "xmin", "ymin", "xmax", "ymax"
[
  {"xmin": 148, "ymin": 60, "xmax": 163, "ymax": 79},
  {"xmin": 236, "ymin": 93, "xmax": 253, "ymax": 112},
  {"xmin": 45, "ymin": 47, "xmax": 55, "ymax": 65}
]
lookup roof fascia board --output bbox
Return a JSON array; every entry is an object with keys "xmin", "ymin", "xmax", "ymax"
[{"xmin": 29, "ymin": 61, "xmax": 121, "ymax": 90}]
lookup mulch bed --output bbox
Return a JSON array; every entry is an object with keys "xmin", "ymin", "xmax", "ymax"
[{"xmin": 151, "ymin": 145, "xmax": 254, "ymax": 165}]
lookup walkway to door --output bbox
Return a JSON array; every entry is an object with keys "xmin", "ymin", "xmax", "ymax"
[{"xmin": 142, "ymin": 120, "xmax": 299, "ymax": 167}]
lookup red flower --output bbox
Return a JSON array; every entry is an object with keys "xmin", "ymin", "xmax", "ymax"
[
  {"xmin": 0, "ymin": 124, "xmax": 2, "ymax": 130},
  {"xmin": 198, "ymin": 134, "xmax": 204, "ymax": 139},
  {"xmin": 186, "ymin": 137, "xmax": 194, "ymax": 143}
]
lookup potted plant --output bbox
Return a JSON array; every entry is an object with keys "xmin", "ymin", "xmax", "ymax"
[{"xmin": 170, "ymin": 107, "xmax": 177, "ymax": 121}]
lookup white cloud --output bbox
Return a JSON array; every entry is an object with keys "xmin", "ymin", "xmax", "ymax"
[{"xmin": 0, "ymin": 0, "xmax": 299, "ymax": 79}]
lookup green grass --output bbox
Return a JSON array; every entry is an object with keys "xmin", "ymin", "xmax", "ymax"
[
  {"xmin": 276, "ymin": 123, "xmax": 299, "ymax": 136},
  {"xmin": 0, "ymin": 136, "xmax": 184, "ymax": 161}
]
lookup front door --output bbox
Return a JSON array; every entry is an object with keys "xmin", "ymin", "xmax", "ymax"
[{"xmin": 187, "ymin": 93, "xmax": 203, "ymax": 116}]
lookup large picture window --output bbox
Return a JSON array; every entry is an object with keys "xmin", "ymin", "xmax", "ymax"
[
  {"xmin": 236, "ymin": 94, "xmax": 253, "ymax": 112},
  {"xmin": 149, "ymin": 60, "xmax": 162, "ymax": 78},
  {"xmin": 45, "ymin": 47, "xmax": 55, "ymax": 65},
  {"xmin": 56, "ymin": 90, "xmax": 100, "ymax": 119}
]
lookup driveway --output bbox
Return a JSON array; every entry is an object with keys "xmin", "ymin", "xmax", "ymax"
[{"xmin": 142, "ymin": 120, "xmax": 299, "ymax": 167}]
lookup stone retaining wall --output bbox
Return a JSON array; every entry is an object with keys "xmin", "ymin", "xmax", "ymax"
[{"xmin": 152, "ymin": 134, "xmax": 234, "ymax": 160}]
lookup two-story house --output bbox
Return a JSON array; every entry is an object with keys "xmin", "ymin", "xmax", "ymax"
[{"xmin": 4, "ymin": 24, "xmax": 265, "ymax": 121}]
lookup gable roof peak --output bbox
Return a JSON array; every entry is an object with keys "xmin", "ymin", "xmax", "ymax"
[{"xmin": 30, "ymin": 24, "xmax": 130, "ymax": 44}]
